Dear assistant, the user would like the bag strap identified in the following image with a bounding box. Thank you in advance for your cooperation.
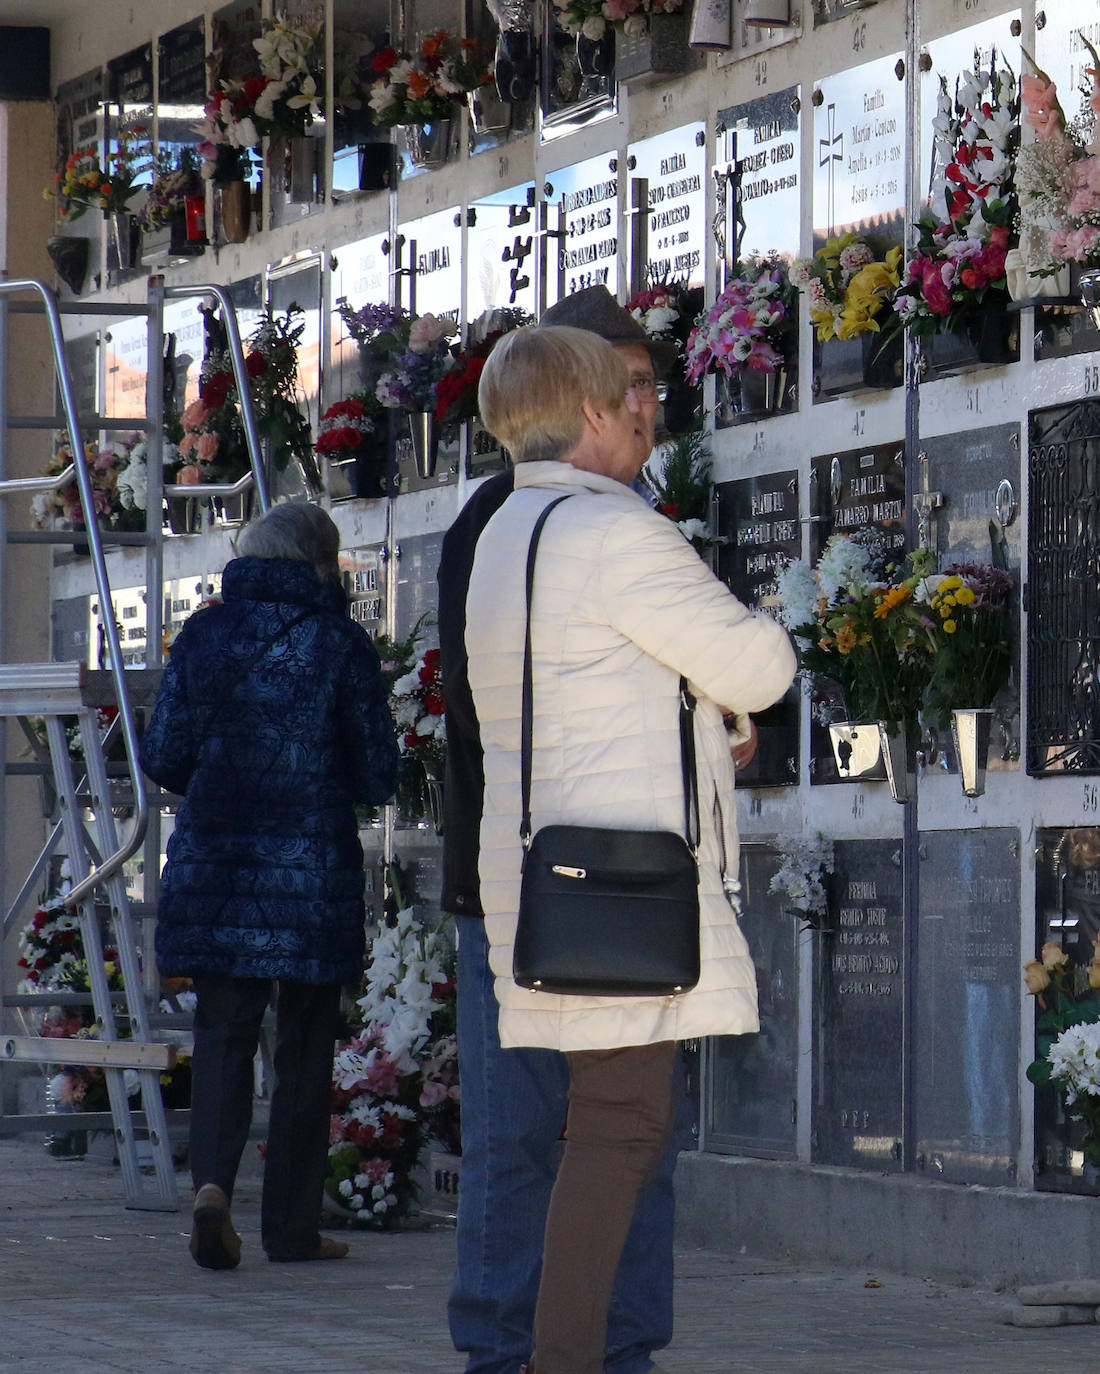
[519,494,699,854]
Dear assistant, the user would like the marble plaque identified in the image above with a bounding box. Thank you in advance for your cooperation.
[398,207,462,326]
[812,838,905,1170]
[342,545,385,639]
[56,68,105,180]
[715,473,800,786]
[1033,827,1100,1196]
[102,314,149,421]
[546,154,621,303]
[923,422,1021,568]
[157,19,206,166]
[331,232,390,398]
[627,122,706,289]
[705,846,799,1157]
[467,183,539,321]
[810,439,906,560]
[813,51,905,240]
[270,259,323,432]
[107,43,154,189]
[914,829,1020,1185]
[394,531,444,642]
[717,86,800,267]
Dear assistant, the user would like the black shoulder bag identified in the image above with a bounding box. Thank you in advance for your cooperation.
[512,495,702,997]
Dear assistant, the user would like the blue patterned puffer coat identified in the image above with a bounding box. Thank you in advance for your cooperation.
[139,555,398,985]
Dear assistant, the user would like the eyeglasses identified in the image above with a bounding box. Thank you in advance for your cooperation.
[627,376,668,402]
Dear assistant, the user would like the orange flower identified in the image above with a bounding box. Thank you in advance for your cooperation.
[874,584,912,618]
[422,29,447,59]
[407,69,430,99]
[835,623,858,654]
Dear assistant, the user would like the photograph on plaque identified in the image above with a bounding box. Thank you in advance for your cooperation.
[916,14,1022,378]
[705,846,799,1158]
[715,473,800,787]
[809,51,905,399]
[812,839,904,1171]
[915,829,1020,1186]
[1033,827,1100,1196]
[393,208,463,493]
[714,88,800,427]
[465,183,537,476]
[809,440,905,784]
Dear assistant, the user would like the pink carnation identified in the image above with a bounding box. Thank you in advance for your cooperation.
[196,431,220,462]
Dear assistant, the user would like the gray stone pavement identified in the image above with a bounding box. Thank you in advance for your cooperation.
[0,1135,1097,1373]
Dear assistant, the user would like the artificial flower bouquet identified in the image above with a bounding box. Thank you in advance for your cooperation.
[775,534,936,731]
[890,50,1019,345]
[177,306,321,492]
[46,125,150,221]
[1025,939,1100,1168]
[30,431,141,532]
[390,645,447,777]
[326,903,459,1228]
[367,31,492,128]
[315,393,380,465]
[626,277,705,414]
[767,833,835,933]
[338,299,456,416]
[684,257,797,383]
[642,428,713,551]
[551,0,685,42]
[916,562,1015,729]
[1014,40,1100,283]
[432,309,531,428]
[138,151,202,232]
[790,234,903,343]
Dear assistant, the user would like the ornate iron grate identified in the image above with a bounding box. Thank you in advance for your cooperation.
[1028,401,1100,774]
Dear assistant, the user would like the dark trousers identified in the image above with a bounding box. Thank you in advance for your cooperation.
[531,1041,679,1374]
[189,974,340,1258]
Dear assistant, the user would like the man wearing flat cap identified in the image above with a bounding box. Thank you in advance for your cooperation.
[439,287,754,1374]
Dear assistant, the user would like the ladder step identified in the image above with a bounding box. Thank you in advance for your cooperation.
[0,662,85,715]
[1,1034,174,1070]
[6,415,152,431]
[8,530,154,547]
[83,668,164,708]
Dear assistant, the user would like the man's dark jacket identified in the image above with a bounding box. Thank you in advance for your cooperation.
[437,470,515,916]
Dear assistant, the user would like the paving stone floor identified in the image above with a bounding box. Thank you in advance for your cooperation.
[0,1135,1096,1372]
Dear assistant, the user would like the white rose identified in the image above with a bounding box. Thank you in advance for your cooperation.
[581,15,607,40]
[623,15,648,36]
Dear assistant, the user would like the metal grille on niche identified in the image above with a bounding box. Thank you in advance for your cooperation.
[1028,402,1100,775]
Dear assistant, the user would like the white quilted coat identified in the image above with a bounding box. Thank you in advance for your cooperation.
[465,461,797,1051]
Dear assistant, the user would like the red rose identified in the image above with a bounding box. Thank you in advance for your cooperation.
[241,76,271,107]
[245,350,268,378]
[201,370,233,409]
[419,648,441,682]
[372,47,398,73]
[423,689,445,716]
[338,426,363,449]
[960,269,980,289]
[404,730,421,750]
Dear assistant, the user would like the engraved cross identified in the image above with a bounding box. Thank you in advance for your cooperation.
[818,102,844,236]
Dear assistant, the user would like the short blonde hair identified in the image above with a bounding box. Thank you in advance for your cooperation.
[477,325,629,463]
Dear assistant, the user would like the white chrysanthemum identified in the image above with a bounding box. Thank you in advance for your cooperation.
[774,559,817,631]
[788,261,812,289]
[815,535,874,604]
[338,1178,354,1198]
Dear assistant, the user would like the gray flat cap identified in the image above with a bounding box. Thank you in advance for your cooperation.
[539,285,679,376]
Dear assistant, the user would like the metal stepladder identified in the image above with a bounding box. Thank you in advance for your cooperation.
[0,275,270,1209]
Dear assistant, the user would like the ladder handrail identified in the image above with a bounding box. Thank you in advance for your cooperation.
[0,277,147,908]
[162,282,272,513]
[164,471,256,499]
[0,462,75,497]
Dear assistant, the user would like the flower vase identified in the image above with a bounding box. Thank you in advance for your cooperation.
[166,497,197,535]
[286,135,319,204]
[402,121,454,172]
[576,30,615,77]
[974,297,1016,365]
[46,234,89,295]
[615,11,695,83]
[1080,267,1100,330]
[743,0,794,24]
[828,721,909,803]
[408,411,439,479]
[468,87,512,137]
[219,181,251,244]
[737,367,785,416]
[424,773,445,835]
[107,210,137,275]
[661,384,702,435]
[951,708,994,798]
[861,329,903,388]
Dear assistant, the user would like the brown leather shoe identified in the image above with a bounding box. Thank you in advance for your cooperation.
[190,1183,242,1270]
[267,1235,349,1262]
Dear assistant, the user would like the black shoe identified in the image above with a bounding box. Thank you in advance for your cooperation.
[190,1183,242,1270]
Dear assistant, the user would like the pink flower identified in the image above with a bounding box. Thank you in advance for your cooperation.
[196,431,220,462]
[419,1080,449,1107]
[1021,73,1063,141]
[177,464,204,485]
[602,0,640,18]
[181,400,209,429]
[921,262,952,316]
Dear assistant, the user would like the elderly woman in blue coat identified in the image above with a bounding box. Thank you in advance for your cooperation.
[140,501,398,1269]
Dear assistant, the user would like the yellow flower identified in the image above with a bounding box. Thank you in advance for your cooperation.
[943,619,957,633]
[954,586,975,605]
[1023,959,1050,994]
[874,584,912,618]
[939,575,962,591]
[835,623,858,653]
[1042,941,1069,969]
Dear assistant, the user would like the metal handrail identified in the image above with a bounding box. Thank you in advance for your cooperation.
[0,278,147,907]
[0,462,75,496]
[162,282,272,513]
[164,472,256,499]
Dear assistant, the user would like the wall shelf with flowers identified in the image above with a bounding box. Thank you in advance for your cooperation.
[776,534,936,803]
[45,124,150,280]
[891,51,1020,378]
[138,150,206,267]
[685,256,798,426]
[433,306,531,477]
[789,233,904,399]
[625,278,704,435]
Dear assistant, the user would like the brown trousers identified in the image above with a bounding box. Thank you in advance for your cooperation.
[529,1040,679,1374]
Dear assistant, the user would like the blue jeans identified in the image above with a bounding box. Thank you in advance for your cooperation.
[448,916,680,1374]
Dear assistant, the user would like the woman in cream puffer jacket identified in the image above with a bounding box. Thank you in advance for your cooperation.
[466,458,797,1054]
